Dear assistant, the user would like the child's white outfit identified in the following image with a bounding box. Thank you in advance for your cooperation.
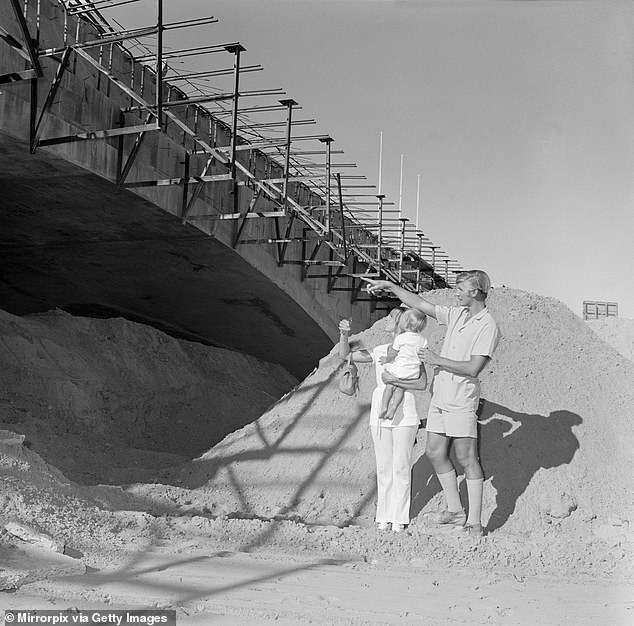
[383,331,428,380]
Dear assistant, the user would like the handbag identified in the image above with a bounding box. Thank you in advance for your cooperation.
[338,353,358,396]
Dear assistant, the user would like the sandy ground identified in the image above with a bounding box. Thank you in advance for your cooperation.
[1,287,633,624]
[2,546,632,625]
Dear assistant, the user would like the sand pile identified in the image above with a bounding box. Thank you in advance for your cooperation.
[586,316,634,361]
[167,288,634,538]
[0,289,633,581]
[0,308,297,484]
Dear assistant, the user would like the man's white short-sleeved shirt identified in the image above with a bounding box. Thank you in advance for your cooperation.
[430,305,500,414]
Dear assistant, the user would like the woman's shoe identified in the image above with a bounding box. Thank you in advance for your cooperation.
[376,522,391,531]
[392,524,407,533]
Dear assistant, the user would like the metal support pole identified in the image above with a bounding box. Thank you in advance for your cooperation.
[181,152,190,217]
[279,98,298,208]
[376,194,385,277]
[430,246,438,287]
[336,172,347,258]
[319,136,333,237]
[398,217,407,284]
[156,0,164,126]
[416,233,423,292]
[226,44,246,214]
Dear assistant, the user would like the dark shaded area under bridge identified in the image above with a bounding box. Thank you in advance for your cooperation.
[0,132,332,379]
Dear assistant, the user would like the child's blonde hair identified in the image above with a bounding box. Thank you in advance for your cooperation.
[398,308,427,333]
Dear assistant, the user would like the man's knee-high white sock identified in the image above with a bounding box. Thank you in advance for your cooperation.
[466,478,484,526]
[437,469,462,512]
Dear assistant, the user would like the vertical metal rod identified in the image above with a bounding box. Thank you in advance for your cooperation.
[376,194,385,277]
[444,259,449,284]
[377,131,383,194]
[226,44,245,214]
[430,245,438,288]
[62,0,68,46]
[181,152,190,217]
[336,172,347,258]
[398,217,406,283]
[279,98,297,208]
[117,110,125,181]
[29,77,38,147]
[416,173,421,230]
[319,136,333,237]
[156,0,164,125]
[398,153,403,219]
[415,233,423,292]
[35,0,41,46]
[107,43,114,97]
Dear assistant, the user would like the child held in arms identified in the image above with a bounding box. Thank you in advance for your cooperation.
[379,308,428,421]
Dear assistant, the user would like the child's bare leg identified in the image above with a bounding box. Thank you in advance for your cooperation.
[385,386,405,419]
[379,384,396,419]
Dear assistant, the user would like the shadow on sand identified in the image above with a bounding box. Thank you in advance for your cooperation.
[411,399,582,532]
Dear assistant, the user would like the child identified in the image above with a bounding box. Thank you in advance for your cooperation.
[379,308,428,420]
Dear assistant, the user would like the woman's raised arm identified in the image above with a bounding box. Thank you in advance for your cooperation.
[338,320,373,363]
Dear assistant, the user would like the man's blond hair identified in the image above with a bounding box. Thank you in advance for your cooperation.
[457,270,491,299]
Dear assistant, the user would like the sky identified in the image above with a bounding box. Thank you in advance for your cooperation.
[106,0,634,318]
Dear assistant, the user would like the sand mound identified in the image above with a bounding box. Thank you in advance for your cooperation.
[586,316,634,361]
[0,308,297,484]
[1,290,633,580]
[173,288,634,537]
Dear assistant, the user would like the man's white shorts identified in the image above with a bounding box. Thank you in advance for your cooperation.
[426,404,478,439]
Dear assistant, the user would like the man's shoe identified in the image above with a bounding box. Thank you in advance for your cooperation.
[376,522,391,531]
[463,523,484,538]
[439,509,466,526]
[392,524,406,533]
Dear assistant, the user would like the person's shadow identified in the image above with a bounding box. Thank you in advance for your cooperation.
[411,400,583,532]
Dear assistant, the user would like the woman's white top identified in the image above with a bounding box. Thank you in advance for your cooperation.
[370,343,422,428]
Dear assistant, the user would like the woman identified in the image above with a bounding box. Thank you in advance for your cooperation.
[338,309,427,532]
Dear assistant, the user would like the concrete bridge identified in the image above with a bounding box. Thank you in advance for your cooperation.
[0,0,452,378]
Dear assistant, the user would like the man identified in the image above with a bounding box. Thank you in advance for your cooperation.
[364,270,500,537]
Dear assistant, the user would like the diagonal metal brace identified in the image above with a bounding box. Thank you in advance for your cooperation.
[116,114,155,190]
[181,156,218,223]
[8,0,42,77]
[30,46,73,153]
[233,188,262,248]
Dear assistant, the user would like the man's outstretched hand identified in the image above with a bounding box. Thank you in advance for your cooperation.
[360,278,395,295]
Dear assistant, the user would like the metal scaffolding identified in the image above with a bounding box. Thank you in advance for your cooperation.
[1,0,465,299]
